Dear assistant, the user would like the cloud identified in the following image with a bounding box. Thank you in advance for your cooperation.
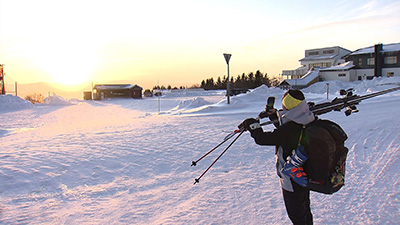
[289,0,400,35]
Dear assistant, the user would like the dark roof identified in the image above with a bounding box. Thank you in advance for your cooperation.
[349,42,400,55]
[93,84,142,90]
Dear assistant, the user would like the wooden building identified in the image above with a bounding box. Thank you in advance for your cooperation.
[92,84,142,100]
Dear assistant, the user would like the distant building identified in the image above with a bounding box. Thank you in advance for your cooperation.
[92,84,142,100]
[319,61,356,82]
[282,46,352,80]
[143,89,153,97]
[280,43,400,89]
[344,43,400,80]
[83,91,92,100]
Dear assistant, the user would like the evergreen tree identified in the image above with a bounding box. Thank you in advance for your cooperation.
[199,70,275,91]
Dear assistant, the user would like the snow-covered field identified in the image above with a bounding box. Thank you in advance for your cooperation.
[1,77,400,224]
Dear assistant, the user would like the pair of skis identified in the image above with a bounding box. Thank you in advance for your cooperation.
[192,86,400,184]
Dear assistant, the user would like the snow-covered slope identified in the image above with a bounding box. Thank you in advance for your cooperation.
[0,77,399,224]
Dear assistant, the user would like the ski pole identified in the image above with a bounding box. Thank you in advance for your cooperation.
[193,129,245,185]
[191,129,242,166]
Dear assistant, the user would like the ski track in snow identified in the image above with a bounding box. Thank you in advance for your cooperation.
[1,78,400,224]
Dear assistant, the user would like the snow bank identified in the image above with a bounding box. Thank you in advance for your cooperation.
[0,95,33,112]
[303,77,400,95]
[172,97,211,110]
[241,85,283,100]
[175,97,212,111]
[163,85,285,115]
[43,94,73,105]
[0,94,76,113]
[156,89,225,98]
[171,78,399,116]
[164,97,213,115]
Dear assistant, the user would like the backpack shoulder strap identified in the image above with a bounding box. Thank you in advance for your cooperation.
[297,124,307,146]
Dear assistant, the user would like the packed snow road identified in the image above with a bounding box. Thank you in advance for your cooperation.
[1,78,400,224]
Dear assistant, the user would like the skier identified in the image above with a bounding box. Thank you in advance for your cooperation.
[239,89,315,225]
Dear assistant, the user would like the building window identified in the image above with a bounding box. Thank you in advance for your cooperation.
[358,58,363,67]
[309,62,331,68]
[384,56,397,64]
[338,73,346,77]
[323,50,335,54]
[308,51,319,56]
[387,72,394,77]
[311,63,322,68]
[367,58,375,65]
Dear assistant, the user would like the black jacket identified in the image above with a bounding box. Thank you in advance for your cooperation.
[247,100,315,191]
[249,121,303,159]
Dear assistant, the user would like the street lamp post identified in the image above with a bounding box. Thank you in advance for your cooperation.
[326,83,330,100]
[223,53,232,104]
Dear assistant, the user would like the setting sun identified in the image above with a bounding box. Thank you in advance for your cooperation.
[34,39,99,85]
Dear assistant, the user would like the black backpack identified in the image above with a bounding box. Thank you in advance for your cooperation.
[300,119,349,194]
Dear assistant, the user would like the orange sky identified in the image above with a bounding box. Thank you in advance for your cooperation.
[1,0,399,97]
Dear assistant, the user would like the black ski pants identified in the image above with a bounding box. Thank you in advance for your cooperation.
[282,181,313,225]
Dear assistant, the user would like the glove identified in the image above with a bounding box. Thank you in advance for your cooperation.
[238,118,261,131]
[282,145,309,187]
[258,108,277,119]
[258,111,269,119]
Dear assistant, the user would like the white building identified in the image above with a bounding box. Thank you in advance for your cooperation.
[280,43,400,89]
[282,46,352,79]
[319,61,356,82]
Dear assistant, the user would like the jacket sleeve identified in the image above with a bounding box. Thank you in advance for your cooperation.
[248,122,297,146]
[248,128,280,146]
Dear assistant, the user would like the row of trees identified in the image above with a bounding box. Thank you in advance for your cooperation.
[150,70,282,92]
[200,70,281,90]
[152,85,187,90]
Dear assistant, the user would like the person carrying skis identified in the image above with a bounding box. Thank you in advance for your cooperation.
[239,89,315,225]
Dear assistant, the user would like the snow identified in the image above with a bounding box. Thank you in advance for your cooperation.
[43,95,73,105]
[1,77,400,224]
[321,61,355,71]
[284,68,320,87]
[350,42,400,55]
[0,95,33,112]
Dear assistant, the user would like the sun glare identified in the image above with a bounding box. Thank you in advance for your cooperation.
[36,42,98,86]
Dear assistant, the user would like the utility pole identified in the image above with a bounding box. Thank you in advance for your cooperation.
[0,64,5,95]
[223,53,232,104]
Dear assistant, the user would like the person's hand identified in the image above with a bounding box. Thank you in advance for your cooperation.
[238,118,260,131]
[258,108,277,119]
[267,108,277,115]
